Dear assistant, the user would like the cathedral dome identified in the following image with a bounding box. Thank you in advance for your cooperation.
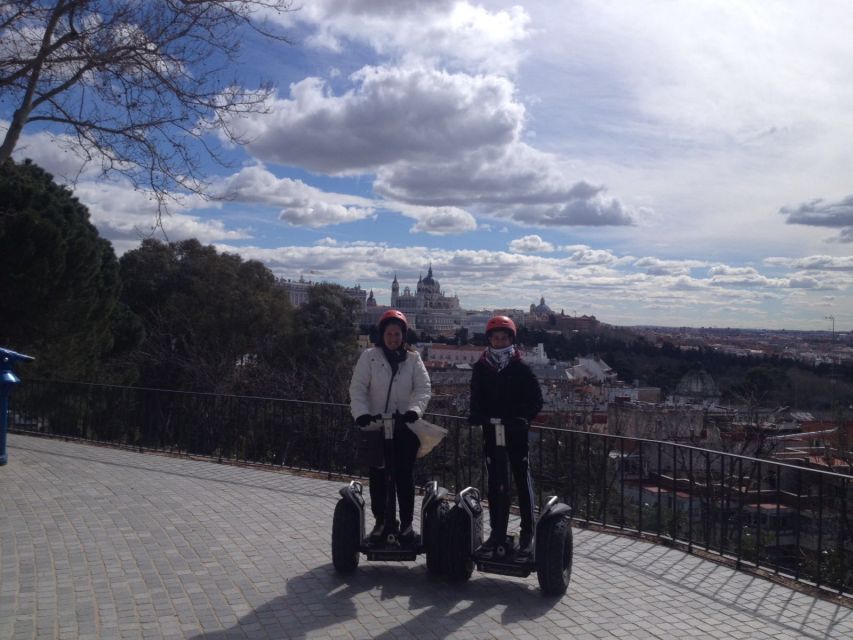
[532,296,553,316]
[675,369,720,401]
[421,265,439,288]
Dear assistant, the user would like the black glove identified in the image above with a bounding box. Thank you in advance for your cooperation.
[505,417,528,430]
[355,414,374,428]
[402,410,419,424]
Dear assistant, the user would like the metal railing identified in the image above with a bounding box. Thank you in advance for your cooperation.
[8,379,851,597]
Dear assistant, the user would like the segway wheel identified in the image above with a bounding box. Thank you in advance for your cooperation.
[535,514,573,596]
[443,505,475,582]
[332,498,360,573]
[424,499,450,575]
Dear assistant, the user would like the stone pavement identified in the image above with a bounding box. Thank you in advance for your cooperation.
[1,433,851,640]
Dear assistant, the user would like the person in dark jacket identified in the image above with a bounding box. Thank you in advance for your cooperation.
[468,315,543,555]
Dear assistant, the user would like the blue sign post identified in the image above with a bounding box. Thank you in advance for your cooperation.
[1,347,34,466]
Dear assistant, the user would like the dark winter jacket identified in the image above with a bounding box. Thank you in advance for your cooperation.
[469,351,543,427]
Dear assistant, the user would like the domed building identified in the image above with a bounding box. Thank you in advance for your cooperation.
[529,296,554,319]
[673,369,721,407]
[386,265,463,335]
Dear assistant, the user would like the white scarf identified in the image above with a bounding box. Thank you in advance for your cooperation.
[486,345,515,371]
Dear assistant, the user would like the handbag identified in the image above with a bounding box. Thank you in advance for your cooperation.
[408,419,448,458]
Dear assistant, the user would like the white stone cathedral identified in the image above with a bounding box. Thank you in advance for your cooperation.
[364,265,463,335]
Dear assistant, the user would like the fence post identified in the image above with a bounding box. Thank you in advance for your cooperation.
[0,347,35,465]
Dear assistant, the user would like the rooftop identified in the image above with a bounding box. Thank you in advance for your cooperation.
[2,433,851,639]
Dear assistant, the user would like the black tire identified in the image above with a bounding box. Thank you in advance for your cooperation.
[332,498,360,573]
[443,505,476,582]
[424,499,450,575]
[535,514,573,596]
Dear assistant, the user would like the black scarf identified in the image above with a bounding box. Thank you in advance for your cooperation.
[382,346,407,376]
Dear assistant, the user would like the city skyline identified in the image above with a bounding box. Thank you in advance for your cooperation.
[291,268,851,338]
[4,1,852,331]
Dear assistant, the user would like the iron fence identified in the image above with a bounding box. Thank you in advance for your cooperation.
[9,379,851,596]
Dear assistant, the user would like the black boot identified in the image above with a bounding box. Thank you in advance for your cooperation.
[476,531,504,556]
[369,520,384,542]
[518,530,534,555]
[399,522,415,544]
[380,519,399,541]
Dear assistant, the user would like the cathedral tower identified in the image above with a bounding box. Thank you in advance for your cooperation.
[391,273,399,307]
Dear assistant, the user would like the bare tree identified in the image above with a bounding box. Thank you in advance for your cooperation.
[1,0,292,214]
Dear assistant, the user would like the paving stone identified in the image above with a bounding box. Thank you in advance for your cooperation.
[1,433,851,640]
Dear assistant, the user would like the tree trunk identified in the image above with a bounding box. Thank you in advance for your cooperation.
[0,108,30,164]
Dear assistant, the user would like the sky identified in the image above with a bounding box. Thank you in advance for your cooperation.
[6,0,853,331]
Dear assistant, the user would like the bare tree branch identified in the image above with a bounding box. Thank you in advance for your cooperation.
[0,0,294,222]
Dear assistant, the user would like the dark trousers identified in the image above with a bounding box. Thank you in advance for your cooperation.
[369,424,420,526]
[484,424,535,539]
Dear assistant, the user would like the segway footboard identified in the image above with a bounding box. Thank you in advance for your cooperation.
[476,554,533,578]
[364,545,418,561]
[362,480,449,563]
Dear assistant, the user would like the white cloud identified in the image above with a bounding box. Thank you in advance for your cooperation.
[668,276,707,291]
[219,65,639,229]
[233,65,523,174]
[634,257,707,276]
[217,164,373,207]
[764,255,853,271]
[405,206,477,235]
[562,246,621,265]
[788,276,821,289]
[279,202,375,227]
[530,1,853,145]
[509,234,554,253]
[5,122,108,182]
[278,0,531,75]
[73,181,250,254]
[514,1,853,264]
[708,265,761,277]
[708,270,786,289]
[375,142,638,227]
[217,164,376,227]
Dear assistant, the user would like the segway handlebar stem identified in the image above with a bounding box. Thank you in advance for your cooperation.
[490,417,506,447]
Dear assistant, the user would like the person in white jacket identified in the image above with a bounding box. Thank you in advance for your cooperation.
[349,309,431,543]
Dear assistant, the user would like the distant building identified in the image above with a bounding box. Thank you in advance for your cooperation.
[364,265,464,336]
[607,401,724,445]
[525,302,600,335]
[278,276,313,307]
[419,343,483,368]
[672,369,721,407]
[461,310,493,335]
[567,356,618,384]
[277,277,367,312]
[529,296,554,319]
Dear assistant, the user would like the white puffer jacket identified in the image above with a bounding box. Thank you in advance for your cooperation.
[349,347,431,419]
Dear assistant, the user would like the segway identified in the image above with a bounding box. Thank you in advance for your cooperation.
[443,418,573,596]
[331,413,450,573]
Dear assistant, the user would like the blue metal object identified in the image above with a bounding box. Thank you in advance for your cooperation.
[0,347,34,465]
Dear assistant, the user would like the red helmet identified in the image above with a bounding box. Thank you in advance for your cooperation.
[378,309,408,335]
[486,315,516,341]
